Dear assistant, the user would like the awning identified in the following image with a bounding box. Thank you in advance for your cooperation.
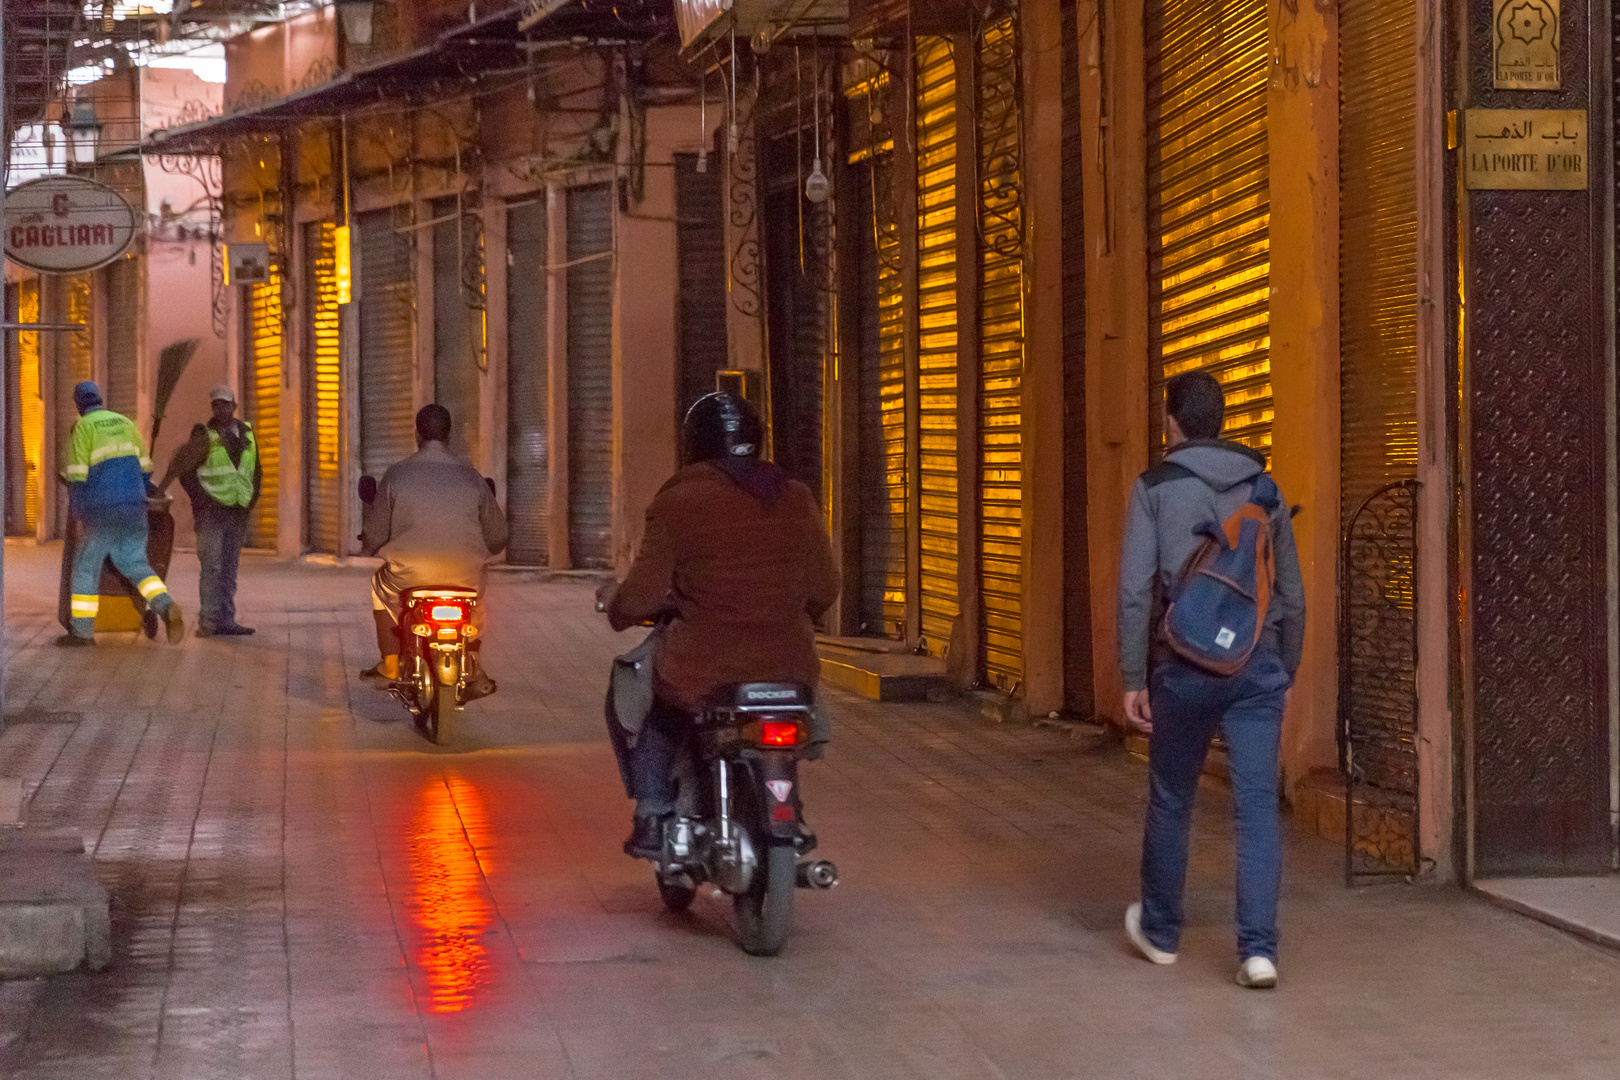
[143,0,674,156]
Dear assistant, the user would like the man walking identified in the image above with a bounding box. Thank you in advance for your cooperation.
[159,385,260,637]
[1116,370,1305,989]
[58,381,185,646]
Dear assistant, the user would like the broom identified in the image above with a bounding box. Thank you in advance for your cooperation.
[150,337,200,448]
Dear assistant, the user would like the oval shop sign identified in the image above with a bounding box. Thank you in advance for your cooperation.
[4,175,139,274]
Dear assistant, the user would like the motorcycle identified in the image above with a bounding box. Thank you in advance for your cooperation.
[634,680,838,956]
[359,475,483,745]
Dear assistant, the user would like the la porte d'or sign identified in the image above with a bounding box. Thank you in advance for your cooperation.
[4,175,140,275]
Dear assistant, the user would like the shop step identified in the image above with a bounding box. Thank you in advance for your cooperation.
[817,640,949,702]
[0,827,111,978]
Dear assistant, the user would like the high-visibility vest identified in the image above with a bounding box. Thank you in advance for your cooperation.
[196,422,257,508]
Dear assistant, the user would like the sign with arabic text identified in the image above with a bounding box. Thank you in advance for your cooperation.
[1494,0,1560,89]
[3,175,138,274]
[1464,109,1585,190]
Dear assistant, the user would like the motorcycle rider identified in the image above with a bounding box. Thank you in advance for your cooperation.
[359,404,506,698]
[600,392,839,857]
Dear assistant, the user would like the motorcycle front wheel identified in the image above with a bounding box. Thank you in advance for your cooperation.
[733,844,795,956]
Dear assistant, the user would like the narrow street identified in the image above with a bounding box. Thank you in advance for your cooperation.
[0,542,1616,1080]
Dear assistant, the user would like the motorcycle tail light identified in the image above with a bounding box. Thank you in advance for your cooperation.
[771,804,796,822]
[411,623,430,637]
[757,720,801,747]
[436,627,457,640]
[429,604,466,622]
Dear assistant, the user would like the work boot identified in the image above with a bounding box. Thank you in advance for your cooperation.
[195,623,217,638]
[141,609,159,640]
[216,623,256,636]
[462,651,497,702]
[162,603,185,645]
[53,633,93,648]
[623,815,666,859]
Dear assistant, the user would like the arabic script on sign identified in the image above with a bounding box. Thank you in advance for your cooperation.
[1464,109,1586,191]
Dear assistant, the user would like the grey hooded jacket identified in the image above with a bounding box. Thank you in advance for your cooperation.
[1115,438,1306,692]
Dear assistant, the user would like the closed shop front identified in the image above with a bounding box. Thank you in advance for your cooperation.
[565,184,613,569]
[5,281,43,536]
[977,16,1026,689]
[244,271,282,549]
[505,196,549,565]
[358,208,417,480]
[303,222,342,553]
[1145,0,1271,456]
[432,196,482,462]
[914,35,961,659]
[848,68,907,640]
[675,153,728,423]
[103,255,140,418]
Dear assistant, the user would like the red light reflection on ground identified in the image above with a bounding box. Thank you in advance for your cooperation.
[408,775,493,1013]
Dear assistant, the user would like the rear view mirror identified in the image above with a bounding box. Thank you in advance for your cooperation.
[358,475,377,504]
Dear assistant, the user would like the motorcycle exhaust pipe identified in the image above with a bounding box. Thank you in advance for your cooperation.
[796,860,838,890]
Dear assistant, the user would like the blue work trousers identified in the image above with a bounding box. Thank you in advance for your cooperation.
[195,504,249,630]
[69,506,171,638]
[1140,650,1290,963]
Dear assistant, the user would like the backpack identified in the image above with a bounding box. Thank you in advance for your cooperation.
[1157,466,1281,676]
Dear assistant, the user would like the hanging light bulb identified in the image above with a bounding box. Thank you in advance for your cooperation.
[804,37,829,204]
[805,159,829,203]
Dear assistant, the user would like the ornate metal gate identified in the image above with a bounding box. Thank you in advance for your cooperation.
[1338,480,1419,884]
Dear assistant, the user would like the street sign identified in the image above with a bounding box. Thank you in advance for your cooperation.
[225,242,271,285]
[3,175,138,275]
[1463,109,1587,190]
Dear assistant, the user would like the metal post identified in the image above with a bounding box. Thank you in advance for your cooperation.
[2,0,10,733]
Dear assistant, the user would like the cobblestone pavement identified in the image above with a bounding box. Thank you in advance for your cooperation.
[1,540,1618,1079]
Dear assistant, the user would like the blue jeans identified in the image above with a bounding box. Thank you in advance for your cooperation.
[1140,651,1291,962]
[628,702,688,818]
[195,504,249,629]
[69,506,171,638]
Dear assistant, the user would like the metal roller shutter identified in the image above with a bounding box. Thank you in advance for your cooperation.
[566,184,614,569]
[103,256,139,418]
[761,131,829,501]
[1145,0,1271,456]
[505,197,549,565]
[914,36,961,659]
[1061,0,1093,715]
[432,197,482,460]
[358,208,417,479]
[8,281,43,535]
[849,69,906,639]
[675,154,729,423]
[304,222,342,554]
[978,16,1026,689]
[245,271,282,549]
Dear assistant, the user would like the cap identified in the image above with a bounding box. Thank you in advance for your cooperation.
[209,384,236,404]
[73,381,103,411]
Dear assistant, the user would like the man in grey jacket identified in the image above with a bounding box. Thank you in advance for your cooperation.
[359,404,507,696]
[1116,370,1305,990]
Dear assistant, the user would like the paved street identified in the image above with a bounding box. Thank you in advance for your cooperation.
[0,540,1617,1079]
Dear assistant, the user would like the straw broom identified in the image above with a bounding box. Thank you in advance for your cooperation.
[149,337,200,448]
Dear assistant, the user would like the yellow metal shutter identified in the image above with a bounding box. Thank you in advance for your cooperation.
[1145,0,1271,455]
[246,270,282,549]
[978,16,1025,689]
[304,222,342,553]
[848,68,907,639]
[18,280,43,534]
[915,36,961,659]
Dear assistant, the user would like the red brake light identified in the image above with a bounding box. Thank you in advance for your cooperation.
[758,721,800,747]
[429,604,465,622]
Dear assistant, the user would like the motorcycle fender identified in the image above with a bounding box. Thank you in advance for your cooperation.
[750,750,802,841]
[434,647,462,687]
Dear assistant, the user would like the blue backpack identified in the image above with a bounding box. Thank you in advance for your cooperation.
[1158,469,1281,676]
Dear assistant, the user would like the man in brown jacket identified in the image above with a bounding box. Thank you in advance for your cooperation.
[602,392,839,855]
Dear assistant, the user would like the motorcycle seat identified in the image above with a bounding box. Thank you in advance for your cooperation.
[710,683,814,709]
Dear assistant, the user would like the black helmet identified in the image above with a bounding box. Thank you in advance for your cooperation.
[683,392,763,465]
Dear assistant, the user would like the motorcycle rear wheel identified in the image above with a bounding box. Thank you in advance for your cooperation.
[733,844,795,956]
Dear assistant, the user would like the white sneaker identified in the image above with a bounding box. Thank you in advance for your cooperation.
[1125,902,1177,965]
[1235,956,1277,989]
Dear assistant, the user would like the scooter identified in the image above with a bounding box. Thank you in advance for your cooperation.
[359,474,483,745]
[638,681,838,956]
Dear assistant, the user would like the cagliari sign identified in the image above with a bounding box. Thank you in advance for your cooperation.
[4,175,139,275]
[1463,109,1586,190]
